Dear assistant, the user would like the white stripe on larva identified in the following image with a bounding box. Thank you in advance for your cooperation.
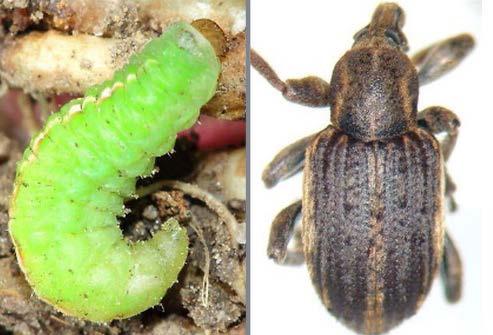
[24,82,125,166]
[99,82,124,102]
[82,96,96,109]
[68,104,82,115]
[26,115,67,164]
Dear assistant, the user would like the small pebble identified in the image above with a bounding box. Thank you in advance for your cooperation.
[142,205,159,220]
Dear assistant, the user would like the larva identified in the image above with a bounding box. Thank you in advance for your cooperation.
[8,22,221,322]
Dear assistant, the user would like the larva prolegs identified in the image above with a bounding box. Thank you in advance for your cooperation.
[9,22,220,321]
[125,219,188,308]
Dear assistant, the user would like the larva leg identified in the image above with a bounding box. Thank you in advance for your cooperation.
[440,231,462,303]
[267,199,304,265]
[262,133,317,188]
[411,34,474,86]
[418,106,460,211]
[251,49,331,107]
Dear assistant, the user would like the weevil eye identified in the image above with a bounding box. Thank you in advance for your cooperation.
[384,29,401,45]
[353,26,369,41]
[384,29,409,51]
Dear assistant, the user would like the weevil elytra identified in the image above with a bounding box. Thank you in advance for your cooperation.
[253,3,474,334]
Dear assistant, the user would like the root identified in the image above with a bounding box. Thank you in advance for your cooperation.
[17,93,40,137]
[189,215,210,308]
[0,81,8,98]
[137,180,243,247]
[32,93,57,124]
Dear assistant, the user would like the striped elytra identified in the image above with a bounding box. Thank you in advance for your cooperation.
[8,23,220,321]
[302,126,444,334]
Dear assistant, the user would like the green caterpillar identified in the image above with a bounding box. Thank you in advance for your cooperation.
[8,23,220,322]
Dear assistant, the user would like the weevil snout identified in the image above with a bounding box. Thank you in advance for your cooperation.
[353,3,409,52]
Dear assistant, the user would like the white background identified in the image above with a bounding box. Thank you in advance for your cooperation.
[250,1,486,334]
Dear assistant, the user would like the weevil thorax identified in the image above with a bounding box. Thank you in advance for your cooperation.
[329,3,419,142]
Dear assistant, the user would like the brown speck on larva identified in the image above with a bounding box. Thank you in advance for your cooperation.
[253,3,473,334]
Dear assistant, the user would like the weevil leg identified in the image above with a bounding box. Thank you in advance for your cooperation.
[262,133,317,188]
[418,106,460,211]
[251,49,331,107]
[289,226,305,265]
[445,173,458,212]
[441,231,462,303]
[418,106,459,161]
[267,199,304,265]
[411,34,474,86]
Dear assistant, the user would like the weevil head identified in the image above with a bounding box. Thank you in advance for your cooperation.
[329,3,418,142]
[353,3,408,52]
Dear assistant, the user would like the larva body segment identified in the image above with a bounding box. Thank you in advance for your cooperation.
[9,23,221,322]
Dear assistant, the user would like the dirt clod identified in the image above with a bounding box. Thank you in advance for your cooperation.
[0,133,19,257]
[152,191,190,223]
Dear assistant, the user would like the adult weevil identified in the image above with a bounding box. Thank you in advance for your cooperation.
[252,3,474,334]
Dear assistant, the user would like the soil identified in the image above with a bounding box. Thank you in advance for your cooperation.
[0,1,246,121]
[0,0,245,37]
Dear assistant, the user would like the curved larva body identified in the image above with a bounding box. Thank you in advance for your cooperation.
[9,23,220,322]
[303,126,444,334]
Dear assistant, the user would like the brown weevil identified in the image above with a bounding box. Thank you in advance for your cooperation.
[252,3,474,334]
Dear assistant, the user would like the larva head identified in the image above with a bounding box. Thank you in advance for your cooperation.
[131,22,221,106]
